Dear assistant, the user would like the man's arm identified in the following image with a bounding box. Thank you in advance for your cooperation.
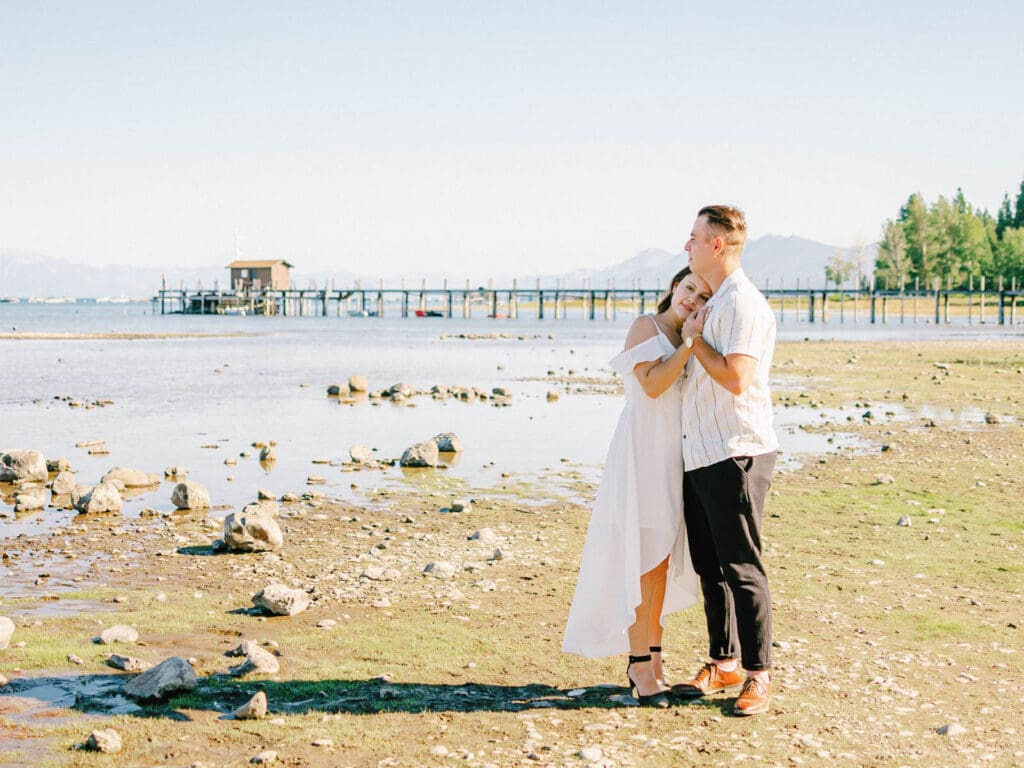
[682,304,759,396]
[690,341,757,396]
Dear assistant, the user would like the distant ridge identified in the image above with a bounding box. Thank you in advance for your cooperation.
[0,236,876,298]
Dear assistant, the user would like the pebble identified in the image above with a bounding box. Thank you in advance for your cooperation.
[250,750,277,764]
[578,747,602,761]
[938,723,967,736]
[67,653,84,665]
[316,619,337,629]
[431,745,449,756]
[312,738,334,748]
[897,515,912,526]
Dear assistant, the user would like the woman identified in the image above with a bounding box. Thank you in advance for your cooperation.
[563,266,711,707]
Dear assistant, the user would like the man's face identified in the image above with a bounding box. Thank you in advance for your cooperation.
[684,215,718,279]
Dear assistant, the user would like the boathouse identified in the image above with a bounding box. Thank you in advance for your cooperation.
[227,259,294,291]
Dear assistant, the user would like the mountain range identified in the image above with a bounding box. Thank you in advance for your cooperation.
[0,236,877,298]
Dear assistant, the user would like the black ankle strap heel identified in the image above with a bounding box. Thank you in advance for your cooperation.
[626,654,669,708]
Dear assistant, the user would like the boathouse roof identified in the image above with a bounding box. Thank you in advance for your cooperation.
[226,259,295,269]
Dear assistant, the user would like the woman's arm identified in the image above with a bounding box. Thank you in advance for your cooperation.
[625,318,694,399]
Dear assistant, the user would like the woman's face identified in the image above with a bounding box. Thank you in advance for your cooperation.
[670,273,711,320]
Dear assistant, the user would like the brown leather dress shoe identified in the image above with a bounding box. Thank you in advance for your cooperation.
[670,662,745,699]
[732,676,771,716]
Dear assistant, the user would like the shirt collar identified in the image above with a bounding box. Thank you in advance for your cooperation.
[707,267,746,306]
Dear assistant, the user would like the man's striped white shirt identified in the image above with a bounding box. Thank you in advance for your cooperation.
[681,267,778,470]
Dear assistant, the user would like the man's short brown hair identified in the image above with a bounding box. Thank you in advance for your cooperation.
[698,205,747,254]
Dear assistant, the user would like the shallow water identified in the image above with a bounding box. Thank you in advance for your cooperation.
[2,302,1020,540]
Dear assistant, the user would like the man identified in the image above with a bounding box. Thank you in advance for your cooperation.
[673,205,779,716]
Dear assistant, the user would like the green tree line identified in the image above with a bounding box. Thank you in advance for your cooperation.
[875,177,1024,290]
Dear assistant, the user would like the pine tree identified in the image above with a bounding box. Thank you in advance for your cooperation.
[997,194,1014,239]
[1015,178,1024,229]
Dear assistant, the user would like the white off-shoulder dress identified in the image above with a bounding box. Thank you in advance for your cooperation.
[562,317,699,657]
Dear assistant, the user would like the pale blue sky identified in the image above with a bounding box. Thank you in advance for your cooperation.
[2,1,1022,275]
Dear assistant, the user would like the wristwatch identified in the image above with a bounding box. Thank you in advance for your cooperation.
[684,332,701,349]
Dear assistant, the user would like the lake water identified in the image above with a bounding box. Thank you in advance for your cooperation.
[1,301,1021,539]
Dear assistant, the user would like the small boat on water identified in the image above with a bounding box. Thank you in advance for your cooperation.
[27,296,76,304]
[415,310,444,317]
[0,297,19,303]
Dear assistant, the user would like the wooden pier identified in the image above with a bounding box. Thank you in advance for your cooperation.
[153,278,1024,325]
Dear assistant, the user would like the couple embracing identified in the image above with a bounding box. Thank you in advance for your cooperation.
[563,205,778,715]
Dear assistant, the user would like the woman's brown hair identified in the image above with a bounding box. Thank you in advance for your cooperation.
[656,266,692,314]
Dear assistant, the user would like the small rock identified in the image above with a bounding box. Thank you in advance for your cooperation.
[984,413,999,424]
[312,739,334,748]
[449,499,470,513]
[171,480,210,510]
[938,723,967,736]
[164,465,188,478]
[400,441,439,468]
[259,446,275,461]
[98,625,139,644]
[107,654,153,672]
[316,619,337,629]
[424,561,457,579]
[234,690,268,720]
[348,375,369,392]
[1,618,18,651]
[67,653,84,665]
[433,432,463,453]
[546,390,560,401]
[51,471,77,495]
[897,515,912,527]
[578,747,603,762]
[253,584,311,616]
[230,644,281,676]
[873,474,896,485]
[469,528,498,544]
[224,505,283,552]
[85,728,122,753]
[250,750,278,764]
[74,482,123,513]
[430,745,449,756]
[350,444,373,463]
[101,466,160,487]
[0,673,7,686]
[123,657,198,701]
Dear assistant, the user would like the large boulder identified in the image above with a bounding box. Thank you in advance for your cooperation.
[51,471,77,496]
[101,467,160,488]
[74,482,123,514]
[224,503,283,552]
[123,656,197,701]
[433,432,463,453]
[171,481,210,509]
[400,441,439,468]
[0,616,14,650]
[252,584,310,616]
[0,450,48,483]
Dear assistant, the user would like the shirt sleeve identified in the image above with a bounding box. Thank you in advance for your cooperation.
[715,292,771,360]
[609,334,676,375]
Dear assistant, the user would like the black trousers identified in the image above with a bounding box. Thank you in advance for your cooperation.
[683,452,776,671]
